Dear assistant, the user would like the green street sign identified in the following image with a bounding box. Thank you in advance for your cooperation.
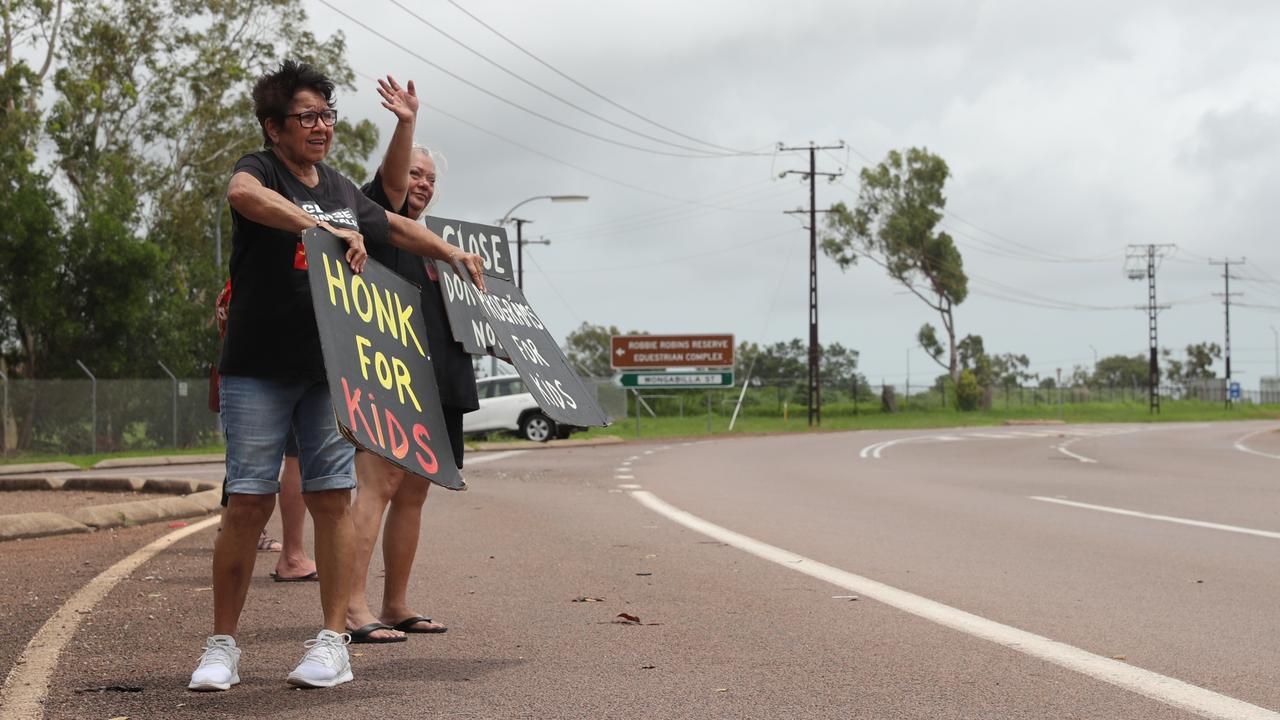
[617,371,734,388]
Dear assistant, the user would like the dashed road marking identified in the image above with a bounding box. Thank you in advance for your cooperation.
[1030,496,1280,541]
[630,490,1280,720]
[617,483,642,490]
[469,450,528,465]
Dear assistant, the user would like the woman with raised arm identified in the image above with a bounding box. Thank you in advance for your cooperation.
[188,60,484,693]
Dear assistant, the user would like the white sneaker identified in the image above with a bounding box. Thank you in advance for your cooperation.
[286,629,353,688]
[188,635,241,691]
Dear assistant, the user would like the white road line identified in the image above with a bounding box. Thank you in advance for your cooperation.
[1030,496,1280,541]
[615,475,635,480]
[967,433,1013,439]
[468,450,528,465]
[858,436,929,459]
[1,515,223,720]
[1233,428,1280,461]
[1055,446,1098,464]
[629,490,1279,720]
[1055,439,1098,464]
[617,483,642,490]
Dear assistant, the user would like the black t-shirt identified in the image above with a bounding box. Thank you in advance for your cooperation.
[219,151,391,380]
[361,170,479,411]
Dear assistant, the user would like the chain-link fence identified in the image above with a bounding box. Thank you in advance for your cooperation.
[613,376,1280,422]
[1,377,219,455]
[0,375,633,456]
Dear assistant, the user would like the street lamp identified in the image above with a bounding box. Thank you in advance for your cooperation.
[497,195,589,289]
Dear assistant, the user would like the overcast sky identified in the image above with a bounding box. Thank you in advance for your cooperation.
[305,0,1280,385]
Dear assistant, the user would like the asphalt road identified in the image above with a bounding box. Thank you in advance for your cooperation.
[4,420,1280,719]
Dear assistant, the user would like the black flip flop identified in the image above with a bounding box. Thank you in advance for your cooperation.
[269,571,318,583]
[348,622,407,644]
[391,615,447,634]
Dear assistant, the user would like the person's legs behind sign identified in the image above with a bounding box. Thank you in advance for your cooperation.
[272,432,319,581]
[347,405,464,642]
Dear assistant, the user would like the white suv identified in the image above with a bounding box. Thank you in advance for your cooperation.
[464,375,579,442]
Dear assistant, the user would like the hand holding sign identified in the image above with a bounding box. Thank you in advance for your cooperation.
[451,251,487,293]
[320,222,368,274]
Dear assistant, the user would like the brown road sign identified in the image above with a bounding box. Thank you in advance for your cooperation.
[611,334,734,369]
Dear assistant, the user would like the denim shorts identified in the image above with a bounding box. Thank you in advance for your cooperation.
[220,375,355,495]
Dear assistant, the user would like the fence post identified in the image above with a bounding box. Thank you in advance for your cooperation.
[75,360,96,455]
[158,361,178,448]
[0,370,7,455]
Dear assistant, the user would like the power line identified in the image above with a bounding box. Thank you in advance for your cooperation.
[346,69,779,212]
[388,0,758,158]
[542,227,795,275]
[826,154,1117,265]
[445,0,756,156]
[318,0,756,159]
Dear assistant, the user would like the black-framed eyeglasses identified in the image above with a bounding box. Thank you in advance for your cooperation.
[285,110,338,128]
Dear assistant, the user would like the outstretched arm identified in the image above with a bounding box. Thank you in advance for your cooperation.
[376,75,418,211]
[386,212,486,291]
[227,171,367,273]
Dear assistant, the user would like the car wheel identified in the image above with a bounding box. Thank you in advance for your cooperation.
[520,412,555,443]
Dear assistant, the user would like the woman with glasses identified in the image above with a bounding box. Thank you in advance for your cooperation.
[189,59,485,693]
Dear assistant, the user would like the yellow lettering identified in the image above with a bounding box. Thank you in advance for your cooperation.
[392,356,421,412]
[352,274,373,322]
[355,335,373,380]
[394,293,427,357]
[373,286,398,339]
[324,255,350,313]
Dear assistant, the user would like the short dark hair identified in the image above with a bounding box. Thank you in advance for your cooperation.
[252,59,337,149]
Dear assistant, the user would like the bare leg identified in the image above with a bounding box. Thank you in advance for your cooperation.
[379,478,440,629]
[346,452,403,640]
[274,457,317,579]
[212,494,276,636]
[303,488,355,633]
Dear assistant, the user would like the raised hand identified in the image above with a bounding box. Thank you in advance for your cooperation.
[377,75,418,125]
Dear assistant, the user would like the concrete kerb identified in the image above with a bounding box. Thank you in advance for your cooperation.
[0,462,81,476]
[0,479,222,542]
[91,453,224,469]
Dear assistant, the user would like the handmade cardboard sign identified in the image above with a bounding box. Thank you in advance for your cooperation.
[425,216,512,360]
[424,216,513,279]
[473,275,611,429]
[432,259,510,360]
[302,228,462,490]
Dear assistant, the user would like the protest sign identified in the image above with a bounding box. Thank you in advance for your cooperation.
[303,228,462,490]
[472,275,611,428]
[425,216,513,280]
[432,259,510,360]
[425,216,511,359]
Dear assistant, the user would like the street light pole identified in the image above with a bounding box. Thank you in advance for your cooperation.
[497,195,588,289]
[1272,325,1278,377]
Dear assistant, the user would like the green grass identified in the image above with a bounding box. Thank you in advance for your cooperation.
[0,443,226,468]
[4,400,1276,462]
[575,399,1280,441]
